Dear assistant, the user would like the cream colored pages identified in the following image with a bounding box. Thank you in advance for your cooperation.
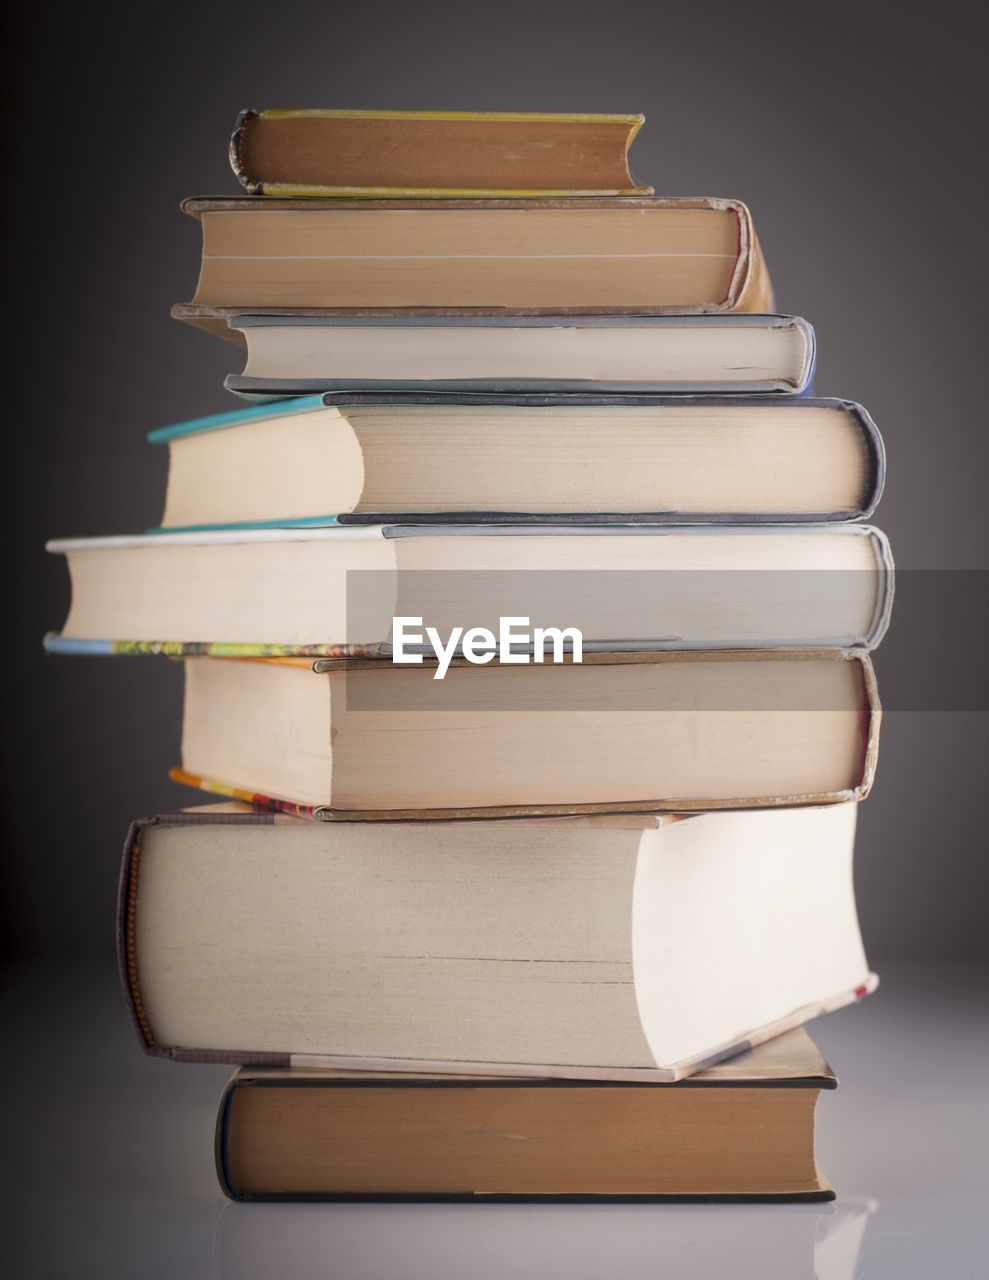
[391,527,886,648]
[182,657,335,805]
[352,401,863,514]
[161,407,365,528]
[58,533,398,644]
[329,658,868,808]
[632,803,868,1067]
[178,655,870,810]
[55,525,887,649]
[196,208,738,307]
[136,820,651,1065]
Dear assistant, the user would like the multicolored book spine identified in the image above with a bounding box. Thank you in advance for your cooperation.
[167,768,331,820]
[42,636,385,659]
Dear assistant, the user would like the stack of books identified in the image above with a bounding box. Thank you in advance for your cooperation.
[46,108,890,1201]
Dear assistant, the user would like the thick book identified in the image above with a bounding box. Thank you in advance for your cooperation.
[44,524,893,656]
[222,314,814,396]
[172,196,774,342]
[229,108,653,197]
[216,1030,836,1201]
[120,801,875,1080]
[147,393,880,529]
[167,649,880,819]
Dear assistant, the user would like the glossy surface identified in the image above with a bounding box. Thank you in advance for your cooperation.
[2,959,985,1278]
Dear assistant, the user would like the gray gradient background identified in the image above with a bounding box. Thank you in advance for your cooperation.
[6,0,987,962]
[4,2,989,1275]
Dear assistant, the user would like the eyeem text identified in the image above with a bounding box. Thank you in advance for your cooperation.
[392,616,583,679]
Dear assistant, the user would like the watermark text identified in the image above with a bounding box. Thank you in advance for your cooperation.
[392,616,583,679]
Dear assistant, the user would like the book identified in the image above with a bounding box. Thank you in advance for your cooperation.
[44,524,893,655]
[173,196,773,341]
[215,1029,836,1201]
[120,801,875,1078]
[229,108,654,197]
[168,649,880,818]
[222,314,815,396]
[147,393,881,528]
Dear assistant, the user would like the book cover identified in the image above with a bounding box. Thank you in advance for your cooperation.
[229,108,654,197]
[214,1029,838,1201]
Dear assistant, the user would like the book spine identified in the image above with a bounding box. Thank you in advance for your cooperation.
[118,813,294,1064]
[225,108,653,199]
[734,223,775,313]
[856,656,882,801]
[228,109,260,194]
[214,1075,238,1198]
[851,400,886,519]
[43,636,387,659]
[168,767,331,820]
[116,817,159,1053]
[144,516,344,535]
[146,393,327,444]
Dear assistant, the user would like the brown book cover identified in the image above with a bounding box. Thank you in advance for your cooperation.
[229,108,654,197]
[174,195,773,342]
[215,1028,838,1201]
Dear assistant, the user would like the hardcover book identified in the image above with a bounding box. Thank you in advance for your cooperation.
[44,524,893,655]
[216,1029,837,1201]
[168,649,881,819]
[120,802,875,1080]
[147,392,881,529]
[229,108,654,197]
[221,314,813,396]
[173,195,773,340]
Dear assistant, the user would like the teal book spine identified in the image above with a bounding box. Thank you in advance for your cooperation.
[146,393,326,444]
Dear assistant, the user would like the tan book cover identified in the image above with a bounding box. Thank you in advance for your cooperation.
[174,196,773,341]
[229,108,654,197]
[216,1028,838,1200]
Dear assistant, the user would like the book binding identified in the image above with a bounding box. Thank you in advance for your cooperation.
[228,107,654,198]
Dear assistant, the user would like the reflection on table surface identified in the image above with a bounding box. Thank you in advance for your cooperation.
[212,1198,875,1280]
[4,959,987,1279]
